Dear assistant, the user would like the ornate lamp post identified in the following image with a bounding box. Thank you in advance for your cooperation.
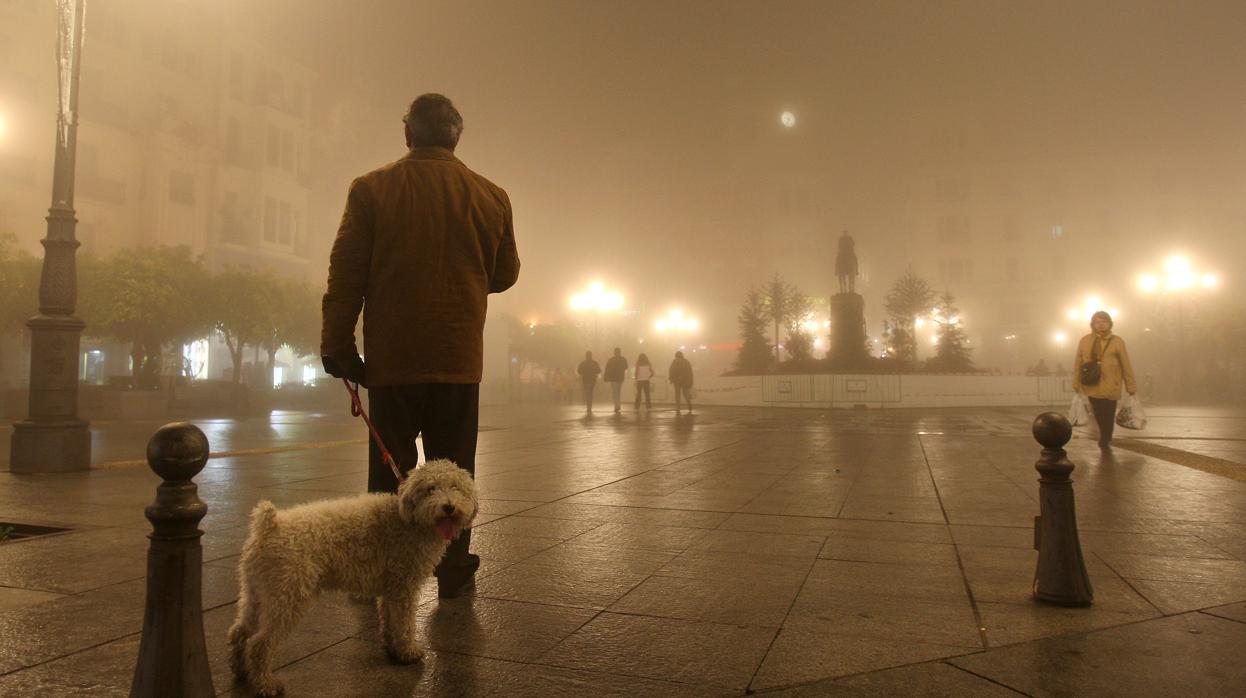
[10,0,91,473]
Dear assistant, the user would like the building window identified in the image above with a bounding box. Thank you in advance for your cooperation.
[935,178,969,203]
[169,171,195,205]
[221,191,242,243]
[278,201,292,244]
[267,125,281,168]
[263,197,277,242]
[281,130,295,172]
[936,215,969,243]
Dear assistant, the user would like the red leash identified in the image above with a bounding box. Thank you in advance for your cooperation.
[342,379,405,483]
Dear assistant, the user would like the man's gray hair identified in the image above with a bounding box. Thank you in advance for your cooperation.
[403,94,463,150]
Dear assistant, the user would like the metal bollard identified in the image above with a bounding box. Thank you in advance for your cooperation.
[130,422,215,697]
[1031,412,1094,607]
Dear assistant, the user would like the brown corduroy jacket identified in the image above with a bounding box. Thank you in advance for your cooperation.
[321,147,520,385]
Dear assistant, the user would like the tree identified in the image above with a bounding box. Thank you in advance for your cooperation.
[210,267,281,383]
[261,278,322,382]
[510,320,581,371]
[927,291,974,372]
[77,246,211,388]
[0,233,39,338]
[733,287,773,373]
[783,290,815,362]
[760,273,798,361]
[883,269,935,365]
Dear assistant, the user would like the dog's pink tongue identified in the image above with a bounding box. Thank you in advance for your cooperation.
[436,519,459,541]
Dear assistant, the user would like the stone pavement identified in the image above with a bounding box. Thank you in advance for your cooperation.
[1,403,1245,696]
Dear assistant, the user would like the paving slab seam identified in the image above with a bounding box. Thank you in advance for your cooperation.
[743,548,819,693]
[917,434,992,651]
[936,660,1034,696]
[1086,551,1167,617]
[92,438,369,469]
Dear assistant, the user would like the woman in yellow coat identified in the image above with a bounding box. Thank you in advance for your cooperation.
[1072,311,1137,451]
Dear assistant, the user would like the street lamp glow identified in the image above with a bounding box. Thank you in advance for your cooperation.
[654,307,700,334]
[568,280,625,314]
[1052,331,1068,346]
[1138,255,1218,296]
[0,112,7,141]
[780,111,796,128]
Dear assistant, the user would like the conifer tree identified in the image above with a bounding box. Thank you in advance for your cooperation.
[734,287,773,373]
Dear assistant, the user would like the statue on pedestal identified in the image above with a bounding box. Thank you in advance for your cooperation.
[829,230,869,368]
[835,231,858,294]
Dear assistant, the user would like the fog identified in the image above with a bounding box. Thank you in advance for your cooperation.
[2,0,1245,401]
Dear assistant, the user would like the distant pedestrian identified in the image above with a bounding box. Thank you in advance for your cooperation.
[549,368,570,404]
[603,347,629,413]
[669,351,694,415]
[1072,311,1137,452]
[577,351,601,414]
[633,353,654,409]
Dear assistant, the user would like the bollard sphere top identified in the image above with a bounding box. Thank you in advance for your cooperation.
[1032,412,1073,449]
[146,422,210,481]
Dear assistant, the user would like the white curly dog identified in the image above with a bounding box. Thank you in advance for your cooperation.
[228,459,477,697]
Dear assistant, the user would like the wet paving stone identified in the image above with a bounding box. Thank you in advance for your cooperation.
[1,404,1244,693]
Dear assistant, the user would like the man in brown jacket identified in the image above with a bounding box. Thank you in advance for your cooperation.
[321,93,520,597]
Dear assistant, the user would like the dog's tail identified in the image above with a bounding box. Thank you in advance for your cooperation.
[249,500,278,536]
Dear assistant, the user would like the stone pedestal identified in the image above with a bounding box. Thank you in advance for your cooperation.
[829,293,869,367]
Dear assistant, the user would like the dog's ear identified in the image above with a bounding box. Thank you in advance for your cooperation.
[396,475,423,524]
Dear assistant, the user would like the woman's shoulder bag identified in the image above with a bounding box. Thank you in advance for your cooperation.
[1079,336,1112,387]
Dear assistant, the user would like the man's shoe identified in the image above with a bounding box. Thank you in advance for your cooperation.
[436,554,481,599]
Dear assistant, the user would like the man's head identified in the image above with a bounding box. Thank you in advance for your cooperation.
[613,347,622,357]
[585,351,593,359]
[1091,311,1113,333]
[675,351,685,360]
[403,94,463,150]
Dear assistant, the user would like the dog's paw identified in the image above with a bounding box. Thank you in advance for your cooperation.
[385,643,425,665]
[253,677,285,697]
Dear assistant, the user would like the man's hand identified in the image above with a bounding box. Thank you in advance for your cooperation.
[322,353,366,386]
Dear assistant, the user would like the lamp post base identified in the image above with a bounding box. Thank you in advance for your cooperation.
[9,420,91,473]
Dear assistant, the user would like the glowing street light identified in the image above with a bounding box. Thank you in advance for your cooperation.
[780,111,796,128]
[568,280,625,346]
[1065,295,1121,325]
[569,280,624,313]
[1137,254,1219,296]
[1136,253,1220,399]
[655,307,700,334]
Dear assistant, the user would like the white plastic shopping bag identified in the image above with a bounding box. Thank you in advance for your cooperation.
[1115,393,1148,430]
[1068,393,1092,426]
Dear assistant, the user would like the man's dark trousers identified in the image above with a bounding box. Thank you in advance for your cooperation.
[368,384,479,582]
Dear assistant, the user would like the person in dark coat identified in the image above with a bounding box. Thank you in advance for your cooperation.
[320,94,520,597]
[577,351,601,414]
[668,351,694,414]
[603,347,629,413]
